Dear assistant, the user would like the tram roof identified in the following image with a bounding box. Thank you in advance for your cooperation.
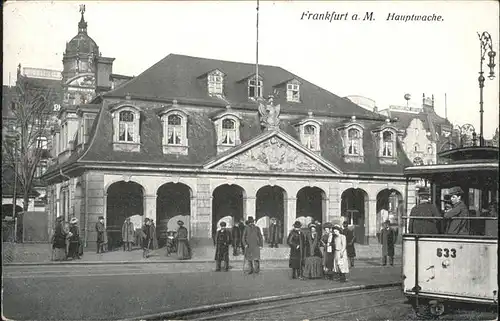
[437,146,499,163]
[404,162,499,177]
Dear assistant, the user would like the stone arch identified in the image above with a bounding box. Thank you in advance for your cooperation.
[296,186,327,227]
[376,188,404,233]
[156,182,192,247]
[212,184,246,238]
[256,185,287,245]
[341,188,369,244]
[105,178,151,196]
[106,181,145,250]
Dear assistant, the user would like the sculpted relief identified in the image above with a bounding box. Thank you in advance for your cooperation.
[215,137,330,173]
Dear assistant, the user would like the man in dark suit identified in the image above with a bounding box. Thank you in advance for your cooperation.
[268,217,281,248]
[444,186,470,235]
[214,222,232,272]
[409,188,441,234]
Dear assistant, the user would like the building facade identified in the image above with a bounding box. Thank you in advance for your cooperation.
[43,45,417,249]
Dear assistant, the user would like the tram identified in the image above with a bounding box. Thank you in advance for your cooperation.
[401,145,498,316]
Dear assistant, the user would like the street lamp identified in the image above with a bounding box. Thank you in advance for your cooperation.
[478,31,496,146]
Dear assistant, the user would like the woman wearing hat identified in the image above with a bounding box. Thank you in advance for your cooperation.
[95,216,106,254]
[176,220,191,260]
[67,217,81,259]
[287,221,306,279]
[443,186,470,235]
[303,223,323,279]
[332,224,349,282]
[321,222,335,279]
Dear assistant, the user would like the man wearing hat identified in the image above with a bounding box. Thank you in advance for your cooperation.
[268,217,281,248]
[287,221,306,279]
[242,216,263,274]
[444,186,470,235]
[379,220,397,266]
[122,217,135,252]
[409,188,441,234]
[95,216,106,254]
[214,222,232,272]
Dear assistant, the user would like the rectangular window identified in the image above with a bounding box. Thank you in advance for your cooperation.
[208,74,223,95]
[118,111,135,142]
[287,83,300,102]
[248,78,263,99]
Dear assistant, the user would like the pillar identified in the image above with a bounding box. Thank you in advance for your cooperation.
[143,195,156,221]
[328,184,341,221]
[285,197,296,239]
[368,199,377,244]
[244,196,256,220]
[189,196,197,239]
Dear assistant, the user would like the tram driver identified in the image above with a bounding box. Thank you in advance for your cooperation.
[443,186,470,235]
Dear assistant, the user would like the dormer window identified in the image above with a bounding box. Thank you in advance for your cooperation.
[119,111,135,142]
[286,80,300,102]
[213,110,242,153]
[111,105,141,152]
[248,77,263,99]
[208,70,224,95]
[159,103,188,155]
[338,120,364,163]
[297,118,320,152]
[347,128,361,155]
[221,119,236,145]
[382,131,394,157]
[167,115,182,145]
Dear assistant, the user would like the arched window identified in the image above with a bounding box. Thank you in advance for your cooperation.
[167,115,182,145]
[427,145,433,154]
[221,119,236,145]
[119,111,135,142]
[414,143,420,152]
[413,157,424,166]
[382,131,394,157]
[304,124,317,150]
[347,128,361,155]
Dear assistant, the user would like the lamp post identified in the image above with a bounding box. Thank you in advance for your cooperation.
[478,32,496,146]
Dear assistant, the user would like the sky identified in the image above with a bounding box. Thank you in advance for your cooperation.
[3,1,499,138]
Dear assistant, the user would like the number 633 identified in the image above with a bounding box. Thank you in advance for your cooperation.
[436,248,456,258]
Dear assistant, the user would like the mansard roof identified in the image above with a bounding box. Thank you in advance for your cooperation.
[44,101,412,177]
[104,54,383,119]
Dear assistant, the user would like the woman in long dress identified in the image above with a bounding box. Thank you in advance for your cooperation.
[321,223,335,280]
[332,224,350,282]
[176,220,191,260]
[52,217,67,261]
[303,224,323,279]
[287,221,305,279]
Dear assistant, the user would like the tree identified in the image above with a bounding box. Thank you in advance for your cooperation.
[492,128,499,147]
[2,77,55,218]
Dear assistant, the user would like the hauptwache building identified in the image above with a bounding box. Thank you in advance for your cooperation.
[44,12,416,249]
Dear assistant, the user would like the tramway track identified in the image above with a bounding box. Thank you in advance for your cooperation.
[180,285,403,321]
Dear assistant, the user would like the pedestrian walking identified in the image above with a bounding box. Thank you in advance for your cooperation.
[121,217,135,251]
[95,216,106,254]
[242,216,263,274]
[232,218,244,256]
[303,223,323,279]
[332,224,349,282]
[287,221,306,279]
[342,221,356,268]
[176,220,191,260]
[142,218,152,258]
[149,219,159,250]
[443,186,470,235]
[409,189,441,234]
[321,222,335,279]
[268,217,281,248]
[52,216,67,261]
[67,217,81,259]
[380,220,397,266]
[214,221,232,272]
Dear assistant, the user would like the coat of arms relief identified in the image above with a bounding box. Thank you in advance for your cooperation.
[216,137,329,173]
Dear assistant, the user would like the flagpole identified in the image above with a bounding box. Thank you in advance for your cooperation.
[255,0,259,100]
[444,93,447,119]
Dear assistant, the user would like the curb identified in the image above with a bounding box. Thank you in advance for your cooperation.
[3,257,392,267]
[117,282,402,321]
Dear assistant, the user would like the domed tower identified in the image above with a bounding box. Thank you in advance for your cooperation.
[62,5,115,105]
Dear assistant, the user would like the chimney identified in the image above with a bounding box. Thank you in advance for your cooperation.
[95,56,115,94]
